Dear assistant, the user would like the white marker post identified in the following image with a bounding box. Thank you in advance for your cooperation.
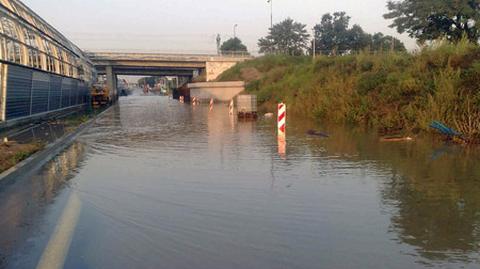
[229,99,234,115]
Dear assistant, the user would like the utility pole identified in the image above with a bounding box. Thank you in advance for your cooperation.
[268,0,273,29]
[216,34,221,55]
[267,0,273,54]
[312,28,316,60]
[233,24,238,53]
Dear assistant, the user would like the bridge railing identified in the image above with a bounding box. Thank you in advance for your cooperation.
[84,50,254,60]
[218,51,251,57]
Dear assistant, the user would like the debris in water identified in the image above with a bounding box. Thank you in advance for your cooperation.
[306,130,329,138]
[264,113,274,118]
[430,121,464,140]
[380,136,414,142]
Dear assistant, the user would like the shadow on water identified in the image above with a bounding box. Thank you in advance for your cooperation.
[0,143,87,268]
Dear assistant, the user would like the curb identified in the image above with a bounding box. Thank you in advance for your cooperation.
[0,106,113,184]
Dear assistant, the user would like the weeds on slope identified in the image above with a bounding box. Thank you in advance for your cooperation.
[218,40,480,143]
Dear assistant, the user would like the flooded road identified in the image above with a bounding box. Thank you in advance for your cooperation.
[1,96,480,269]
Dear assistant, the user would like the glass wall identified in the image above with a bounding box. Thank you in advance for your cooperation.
[0,0,95,122]
[0,1,94,83]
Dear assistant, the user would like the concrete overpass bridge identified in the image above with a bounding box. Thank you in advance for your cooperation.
[86,52,252,97]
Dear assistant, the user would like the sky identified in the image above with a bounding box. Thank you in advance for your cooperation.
[22,0,417,54]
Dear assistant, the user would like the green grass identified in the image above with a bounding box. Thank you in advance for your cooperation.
[218,40,480,143]
[0,142,43,173]
[64,114,90,127]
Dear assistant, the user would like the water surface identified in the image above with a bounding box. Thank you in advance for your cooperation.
[1,96,480,269]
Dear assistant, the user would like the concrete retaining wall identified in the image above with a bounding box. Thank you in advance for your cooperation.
[205,61,239,81]
[188,81,245,102]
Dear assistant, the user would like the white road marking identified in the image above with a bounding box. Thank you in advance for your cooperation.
[36,192,82,269]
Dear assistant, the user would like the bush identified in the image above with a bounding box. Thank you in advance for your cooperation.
[314,56,335,71]
[357,71,387,95]
[218,41,480,143]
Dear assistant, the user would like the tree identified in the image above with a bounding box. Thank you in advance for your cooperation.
[258,18,310,56]
[220,37,248,54]
[370,33,406,52]
[314,12,353,55]
[384,0,480,43]
[347,25,371,52]
[313,11,407,55]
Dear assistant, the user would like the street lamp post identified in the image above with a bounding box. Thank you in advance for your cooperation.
[233,24,238,53]
[312,28,316,60]
[268,0,273,29]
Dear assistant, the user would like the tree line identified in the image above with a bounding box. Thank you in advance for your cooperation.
[222,11,406,56]
[259,13,406,56]
[221,0,480,55]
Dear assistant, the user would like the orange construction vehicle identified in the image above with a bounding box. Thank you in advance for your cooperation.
[91,83,111,109]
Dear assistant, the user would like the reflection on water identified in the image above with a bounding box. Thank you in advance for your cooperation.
[0,143,86,268]
[1,109,89,145]
[3,122,66,145]
[290,121,480,266]
[1,96,480,269]
[380,146,480,263]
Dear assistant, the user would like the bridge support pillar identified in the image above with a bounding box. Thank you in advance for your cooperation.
[106,66,118,101]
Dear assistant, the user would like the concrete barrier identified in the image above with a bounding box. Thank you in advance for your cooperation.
[187,81,245,102]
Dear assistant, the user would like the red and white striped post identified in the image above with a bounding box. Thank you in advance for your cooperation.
[277,103,286,136]
[277,103,286,157]
[209,98,214,111]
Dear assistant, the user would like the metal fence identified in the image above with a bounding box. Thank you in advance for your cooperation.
[3,64,89,121]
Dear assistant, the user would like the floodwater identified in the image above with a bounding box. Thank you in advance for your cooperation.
[2,119,68,144]
[1,109,88,145]
[1,96,480,269]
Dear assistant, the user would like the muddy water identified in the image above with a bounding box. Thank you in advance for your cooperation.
[1,96,480,269]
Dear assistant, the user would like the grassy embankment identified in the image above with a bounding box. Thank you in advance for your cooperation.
[218,41,480,143]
